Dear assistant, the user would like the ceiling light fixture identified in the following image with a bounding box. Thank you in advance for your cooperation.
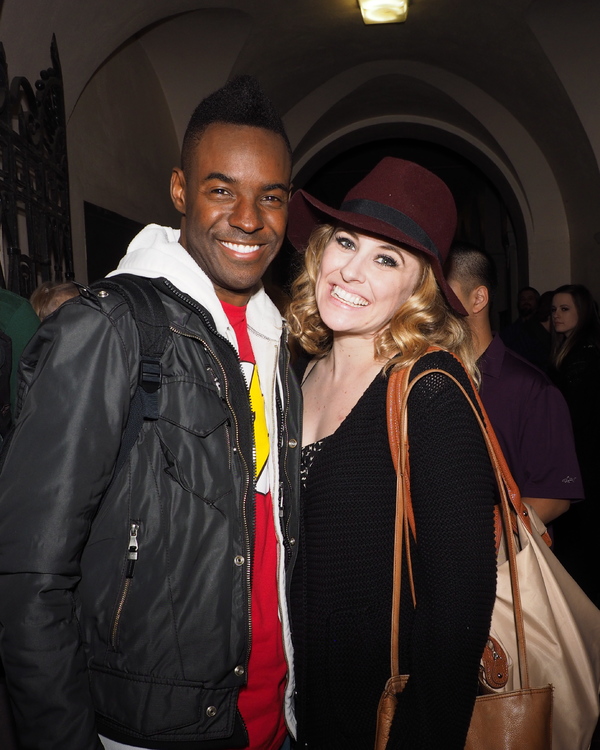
[357,0,408,24]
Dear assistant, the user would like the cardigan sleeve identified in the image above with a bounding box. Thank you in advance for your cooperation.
[388,357,497,749]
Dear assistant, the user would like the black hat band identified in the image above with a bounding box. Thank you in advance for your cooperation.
[340,199,441,262]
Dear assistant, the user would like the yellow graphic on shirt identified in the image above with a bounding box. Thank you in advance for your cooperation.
[241,361,270,494]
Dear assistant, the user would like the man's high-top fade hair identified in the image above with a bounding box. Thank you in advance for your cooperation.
[181,75,292,174]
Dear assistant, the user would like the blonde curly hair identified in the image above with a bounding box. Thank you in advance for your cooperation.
[287,223,479,382]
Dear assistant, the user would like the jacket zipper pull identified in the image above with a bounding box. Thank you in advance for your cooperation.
[279,482,285,518]
[206,366,223,399]
[126,522,139,579]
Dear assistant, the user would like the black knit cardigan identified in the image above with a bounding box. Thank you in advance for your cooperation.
[291,350,497,750]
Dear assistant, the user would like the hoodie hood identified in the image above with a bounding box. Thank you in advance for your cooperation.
[108,224,283,348]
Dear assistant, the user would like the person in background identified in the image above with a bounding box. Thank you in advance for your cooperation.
[0,76,300,750]
[0,287,39,414]
[30,280,79,321]
[550,283,600,606]
[501,285,550,369]
[445,244,582,525]
[286,157,497,749]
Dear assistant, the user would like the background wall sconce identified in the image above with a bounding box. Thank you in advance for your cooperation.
[357,0,408,24]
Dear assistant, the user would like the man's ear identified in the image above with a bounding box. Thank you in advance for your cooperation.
[472,285,489,314]
[170,168,186,215]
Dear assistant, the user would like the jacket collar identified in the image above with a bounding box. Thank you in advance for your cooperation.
[107,224,283,349]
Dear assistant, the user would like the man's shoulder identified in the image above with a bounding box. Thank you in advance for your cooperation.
[499,344,551,387]
[481,337,558,410]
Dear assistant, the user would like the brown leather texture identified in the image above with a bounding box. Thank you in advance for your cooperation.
[374,675,407,750]
[375,677,552,750]
[479,636,509,692]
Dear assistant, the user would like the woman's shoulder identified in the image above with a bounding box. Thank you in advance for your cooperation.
[409,348,471,383]
[405,349,478,406]
[562,339,600,369]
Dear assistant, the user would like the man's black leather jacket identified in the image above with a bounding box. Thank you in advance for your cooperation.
[0,278,301,749]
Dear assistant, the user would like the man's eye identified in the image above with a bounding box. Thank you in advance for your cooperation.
[211,188,231,196]
[263,195,283,203]
[376,254,398,268]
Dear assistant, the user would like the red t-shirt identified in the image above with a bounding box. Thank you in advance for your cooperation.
[221,301,287,750]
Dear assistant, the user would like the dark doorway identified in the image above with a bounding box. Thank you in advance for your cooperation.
[84,203,144,283]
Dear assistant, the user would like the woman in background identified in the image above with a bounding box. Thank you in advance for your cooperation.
[287,158,497,749]
[550,284,600,605]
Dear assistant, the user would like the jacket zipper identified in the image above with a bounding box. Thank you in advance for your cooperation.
[279,329,295,555]
[161,281,294,717]
[169,323,254,670]
[111,521,140,649]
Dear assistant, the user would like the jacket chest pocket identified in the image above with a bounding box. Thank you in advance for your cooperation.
[155,380,237,507]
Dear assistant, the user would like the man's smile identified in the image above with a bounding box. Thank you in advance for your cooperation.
[220,240,263,255]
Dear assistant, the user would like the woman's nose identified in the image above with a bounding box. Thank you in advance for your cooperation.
[339,253,366,282]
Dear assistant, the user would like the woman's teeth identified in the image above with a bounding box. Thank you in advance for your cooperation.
[331,285,368,307]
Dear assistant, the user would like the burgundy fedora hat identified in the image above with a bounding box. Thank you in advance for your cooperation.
[287,157,465,315]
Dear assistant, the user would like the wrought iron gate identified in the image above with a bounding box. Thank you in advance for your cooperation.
[0,35,74,298]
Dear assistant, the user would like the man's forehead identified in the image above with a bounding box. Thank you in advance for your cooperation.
[188,124,291,182]
[198,122,289,158]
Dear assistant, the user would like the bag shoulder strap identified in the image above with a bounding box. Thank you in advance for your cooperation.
[385,350,534,689]
[387,347,549,547]
[90,275,170,485]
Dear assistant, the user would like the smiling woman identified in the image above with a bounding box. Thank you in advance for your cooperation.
[314,230,424,340]
[286,157,497,750]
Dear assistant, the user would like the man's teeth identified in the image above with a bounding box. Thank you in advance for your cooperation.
[331,285,368,307]
[222,241,261,254]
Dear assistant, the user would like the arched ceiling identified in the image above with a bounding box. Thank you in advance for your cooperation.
[2,0,598,154]
[1,0,600,291]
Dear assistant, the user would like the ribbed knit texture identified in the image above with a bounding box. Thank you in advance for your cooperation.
[291,350,497,749]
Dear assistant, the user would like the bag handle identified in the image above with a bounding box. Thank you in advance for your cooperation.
[386,360,533,689]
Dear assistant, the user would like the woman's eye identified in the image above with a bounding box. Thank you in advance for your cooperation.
[336,235,355,250]
[375,254,398,268]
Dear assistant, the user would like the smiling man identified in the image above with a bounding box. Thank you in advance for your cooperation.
[0,77,301,750]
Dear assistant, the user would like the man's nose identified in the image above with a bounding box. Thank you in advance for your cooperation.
[229,197,264,234]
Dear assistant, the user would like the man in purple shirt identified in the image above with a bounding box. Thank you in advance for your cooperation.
[445,244,583,523]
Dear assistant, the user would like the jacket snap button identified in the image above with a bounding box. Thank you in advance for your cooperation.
[288,438,298,448]
[206,706,217,717]
[234,555,245,566]
[289,538,296,546]
[97,290,109,298]
[234,665,245,676]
